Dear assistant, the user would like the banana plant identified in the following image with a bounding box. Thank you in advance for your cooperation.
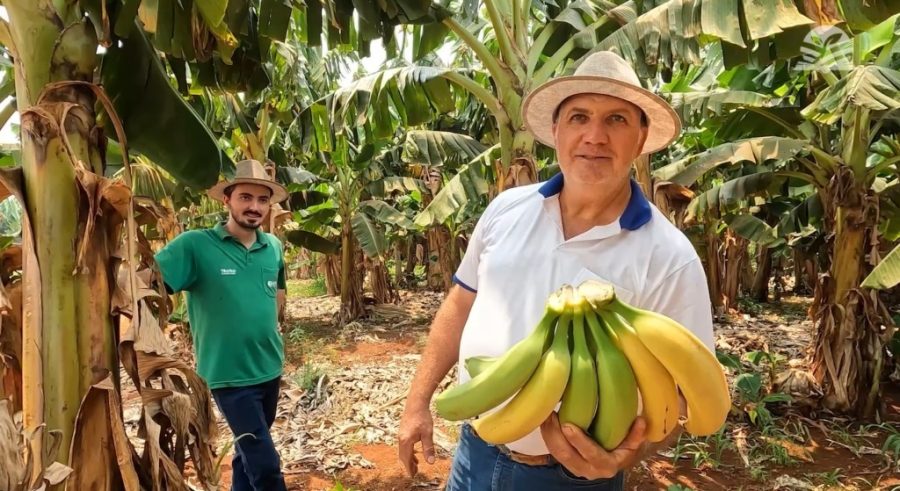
[650,14,900,417]
[0,0,416,485]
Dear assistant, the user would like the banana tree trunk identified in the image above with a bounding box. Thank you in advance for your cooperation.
[339,222,364,324]
[318,254,341,295]
[393,242,404,288]
[741,244,755,296]
[494,129,537,194]
[752,245,773,302]
[404,237,418,282]
[367,257,394,304]
[703,220,724,313]
[812,190,889,417]
[722,230,746,311]
[7,1,118,472]
[426,225,453,291]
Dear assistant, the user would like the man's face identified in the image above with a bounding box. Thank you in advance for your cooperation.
[552,93,648,189]
[223,183,272,230]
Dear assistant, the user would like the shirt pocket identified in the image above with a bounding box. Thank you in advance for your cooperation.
[570,267,637,306]
[260,267,278,297]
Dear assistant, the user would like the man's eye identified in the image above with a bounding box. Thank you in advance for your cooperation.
[609,114,627,124]
[570,114,588,123]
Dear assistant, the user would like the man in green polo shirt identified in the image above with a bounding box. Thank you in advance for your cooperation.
[155,159,289,491]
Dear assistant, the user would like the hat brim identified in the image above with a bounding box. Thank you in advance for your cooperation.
[208,177,289,203]
[522,76,681,154]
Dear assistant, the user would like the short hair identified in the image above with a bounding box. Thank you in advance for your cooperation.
[223,184,273,199]
[552,94,648,127]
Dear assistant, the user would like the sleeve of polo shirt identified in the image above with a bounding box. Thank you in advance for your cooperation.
[453,201,498,293]
[641,259,715,352]
[154,232,197,293]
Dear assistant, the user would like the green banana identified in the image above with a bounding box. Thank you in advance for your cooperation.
[434,290,567,421]
[472,316,572,444]
[464,355,498,378]
[558,300,598,431]
[585,309,638,451]
[597,309,680,443]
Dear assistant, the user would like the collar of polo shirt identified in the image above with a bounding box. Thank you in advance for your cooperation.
[536,173,652,231]
[213,221,269,246]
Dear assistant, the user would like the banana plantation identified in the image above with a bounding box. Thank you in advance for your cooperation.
[0,0,898,489]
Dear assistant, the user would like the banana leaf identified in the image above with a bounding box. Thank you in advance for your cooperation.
[402,130,489,168]
[585,0,813,77]
[687,172,785,221]
[803,65,900,124]
[367,176,425,196]
[351,211,389,259]
[359,199,416,229]
[289,189,331,210]
[861,243,900,290]
[328,66,461,131]
[285,230,340,254]
[414,163,488,228]
[654,137,810,187]
[727,214,783,246]
[100,26,232,188]
[776,193,823,236]
[667,90,781,122]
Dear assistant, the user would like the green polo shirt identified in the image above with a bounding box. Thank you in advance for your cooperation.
[155,222,286,389]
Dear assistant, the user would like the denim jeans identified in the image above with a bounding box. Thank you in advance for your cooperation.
[446,424,625,491]
[211,376,287,491]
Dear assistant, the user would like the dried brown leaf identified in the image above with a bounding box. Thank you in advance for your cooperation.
[68,373,140,491]
[0,399,23,490]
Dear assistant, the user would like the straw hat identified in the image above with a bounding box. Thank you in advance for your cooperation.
[522,51,681,155]
[208,159,288,203]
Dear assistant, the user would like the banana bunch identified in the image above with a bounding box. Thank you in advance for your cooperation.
[434,280,731,450]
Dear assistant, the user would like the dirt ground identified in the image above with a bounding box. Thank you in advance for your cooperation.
[198,288,900,491]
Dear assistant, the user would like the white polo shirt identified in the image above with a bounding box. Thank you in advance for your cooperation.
[452,173,714,456]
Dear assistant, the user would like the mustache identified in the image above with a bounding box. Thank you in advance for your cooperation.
[243,212,262,218]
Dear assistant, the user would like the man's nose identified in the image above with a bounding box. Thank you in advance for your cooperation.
[582,122,609,144]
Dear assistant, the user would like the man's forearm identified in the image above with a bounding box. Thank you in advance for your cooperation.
[405,287,474,411]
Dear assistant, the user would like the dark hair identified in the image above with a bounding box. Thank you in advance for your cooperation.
[223,183,273,199]
[552,94,648,126]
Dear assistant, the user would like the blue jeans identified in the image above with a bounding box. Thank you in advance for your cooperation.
[211,376,287,491]
[446,424,625,490]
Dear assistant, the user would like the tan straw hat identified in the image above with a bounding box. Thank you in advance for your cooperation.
[208,159,288,203]
[522,51,681,154]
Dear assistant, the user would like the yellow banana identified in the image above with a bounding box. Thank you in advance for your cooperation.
[463,355,498,378]
[604,297,730,436]
[558,302,598,431]
[585,309,638,451]
[596,309,680,442]
[472,315,572,445]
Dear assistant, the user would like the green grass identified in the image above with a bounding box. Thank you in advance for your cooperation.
[292,361,328,392]
[287,277,327,298]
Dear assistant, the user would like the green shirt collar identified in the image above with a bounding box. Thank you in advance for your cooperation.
[213,222,268,249]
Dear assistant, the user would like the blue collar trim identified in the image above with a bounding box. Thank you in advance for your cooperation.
[537,174,651,231]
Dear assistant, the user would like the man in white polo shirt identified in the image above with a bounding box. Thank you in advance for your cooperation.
[398,50,714,490]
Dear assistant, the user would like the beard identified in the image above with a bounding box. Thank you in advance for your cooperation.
[232,209,263,229]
